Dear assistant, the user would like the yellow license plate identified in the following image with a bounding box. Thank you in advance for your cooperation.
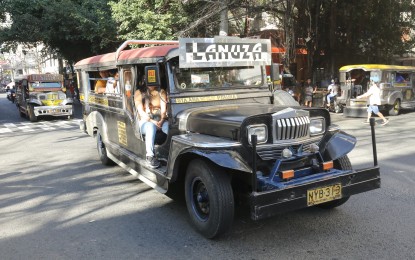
[307,183,342,206]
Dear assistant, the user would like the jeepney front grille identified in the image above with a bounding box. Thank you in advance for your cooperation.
[257,136,321,160]
[275,116,310,140]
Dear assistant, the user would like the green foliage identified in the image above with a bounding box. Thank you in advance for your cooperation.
[0,0,119,62]
[1,0,415,73]
[109,0,188,40]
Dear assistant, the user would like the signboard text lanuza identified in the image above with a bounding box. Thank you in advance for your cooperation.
[187,43,268,62]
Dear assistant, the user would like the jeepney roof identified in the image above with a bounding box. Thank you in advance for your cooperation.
[74,45,178,70]
[339,64,415,72]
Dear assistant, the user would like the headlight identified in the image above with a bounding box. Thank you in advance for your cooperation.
[247,124,268,144]
[309,118,325,136]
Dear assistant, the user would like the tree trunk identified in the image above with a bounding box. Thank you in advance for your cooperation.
[219,1,229,36]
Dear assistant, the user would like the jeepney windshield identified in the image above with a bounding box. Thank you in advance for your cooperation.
[30,82,62,89]
[173,65,264,91]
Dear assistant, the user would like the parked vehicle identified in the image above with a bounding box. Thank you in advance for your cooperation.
[337,64,415,117]
[15,74,73,122]
[76,37,381,238]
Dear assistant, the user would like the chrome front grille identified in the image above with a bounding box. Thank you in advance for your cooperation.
[275,116,310,140]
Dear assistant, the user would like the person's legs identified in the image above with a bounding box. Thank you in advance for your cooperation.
[161,121,169,135]
[326,93,334,106]
[365,106,373,123]
[140,122,157,157]
[370,105,387,123]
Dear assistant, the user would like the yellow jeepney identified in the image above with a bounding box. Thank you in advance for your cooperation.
[15,74,74,122]
[337,64,415,117]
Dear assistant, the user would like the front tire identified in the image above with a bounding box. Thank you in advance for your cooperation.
[316,156,351,209]
[185,159,234,238]
[96,130,115,166]
[388,99,400,116]
[28,105,37,122]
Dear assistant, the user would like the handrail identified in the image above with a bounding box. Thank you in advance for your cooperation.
[115,40,179,62]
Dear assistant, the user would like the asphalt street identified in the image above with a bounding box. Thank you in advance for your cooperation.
[0,93,414,260]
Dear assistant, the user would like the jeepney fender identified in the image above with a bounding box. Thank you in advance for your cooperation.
[167,134,251,181]
[319,129,357,161]
[85,111,108,141]
[386,90,402,105]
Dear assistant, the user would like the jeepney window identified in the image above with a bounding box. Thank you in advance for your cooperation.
[123,70,134,115]
[395,72,409,83]
[29,81,62,89]
[173,63,263,91]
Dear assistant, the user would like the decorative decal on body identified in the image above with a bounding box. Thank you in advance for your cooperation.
[174,94,238,103]
[117,121,128,146]
[88,95,109,106]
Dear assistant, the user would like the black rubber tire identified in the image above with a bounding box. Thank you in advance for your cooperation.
[185,159,234,239]
[96,130,115,166]
[28,105,37,122]
[388,99,400,116]
[18,107,26,118]
[316,156,351,209]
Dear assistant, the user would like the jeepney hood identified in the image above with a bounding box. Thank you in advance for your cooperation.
[29,91,68,106]
[177,104,296,139]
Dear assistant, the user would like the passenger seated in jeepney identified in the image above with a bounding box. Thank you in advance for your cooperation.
[105,71,119,94]
[134,83,168,169]
[94,71,109,94]
[395,73,407,83]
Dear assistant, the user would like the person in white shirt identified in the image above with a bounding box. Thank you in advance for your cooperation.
[356,81,389,125]
[326,79,338,107]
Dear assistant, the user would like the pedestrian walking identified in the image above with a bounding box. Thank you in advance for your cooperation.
[356,81,389,125]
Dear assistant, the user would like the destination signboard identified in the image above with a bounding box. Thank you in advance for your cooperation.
[179,37,271,68]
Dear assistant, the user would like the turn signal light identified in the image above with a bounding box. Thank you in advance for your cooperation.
[323,161,334,171]
[281,170,295,180]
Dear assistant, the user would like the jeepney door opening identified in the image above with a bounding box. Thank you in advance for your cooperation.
[22,79,29,100]
[121,68,134,116]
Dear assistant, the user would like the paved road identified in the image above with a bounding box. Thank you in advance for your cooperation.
[1,93,414,259]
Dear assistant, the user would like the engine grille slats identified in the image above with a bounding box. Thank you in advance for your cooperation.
[276,116,309,140]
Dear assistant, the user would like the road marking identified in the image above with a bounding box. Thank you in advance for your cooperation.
[0,119,82,135]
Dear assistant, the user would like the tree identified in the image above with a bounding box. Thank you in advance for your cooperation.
[109,0,188,40]
[0,0,119,63]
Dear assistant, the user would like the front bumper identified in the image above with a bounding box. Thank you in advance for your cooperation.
[250,166,380,220]
[34,105,73,117]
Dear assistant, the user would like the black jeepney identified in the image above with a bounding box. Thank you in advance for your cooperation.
[75,37,380,238]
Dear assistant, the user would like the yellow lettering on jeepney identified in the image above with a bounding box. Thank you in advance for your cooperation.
[117,121,128,146]
[95,96,109,106]
[88,95,96,103]
[88,94,109,106]
[174,94,238,103]
[80,93,85,101]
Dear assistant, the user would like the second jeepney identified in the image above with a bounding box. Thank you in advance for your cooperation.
[75,37,381,238]
[15,74,74,122]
